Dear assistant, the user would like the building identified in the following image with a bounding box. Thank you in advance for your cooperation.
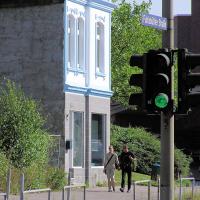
[0,0,115,185]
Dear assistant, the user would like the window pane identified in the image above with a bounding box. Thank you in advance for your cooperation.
[73,112,84,167]
[68,15,75,68]
[91,114,105,166]
[77,18,84,69]
[96,22,104,73]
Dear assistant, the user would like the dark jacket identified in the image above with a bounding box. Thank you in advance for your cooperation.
[119,151,135,171]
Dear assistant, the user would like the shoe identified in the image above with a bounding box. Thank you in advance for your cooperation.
[108,189,112,192]
[127,189,131,193]
[120,188,124,192]
[113,188,115,192]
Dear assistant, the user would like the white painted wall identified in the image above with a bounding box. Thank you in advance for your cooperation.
[87,7,111,92]
[65,1,111,92]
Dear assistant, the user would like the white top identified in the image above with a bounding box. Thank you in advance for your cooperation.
[104,152,119,169]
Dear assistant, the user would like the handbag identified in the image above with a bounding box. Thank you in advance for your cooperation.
[104,154,114,174]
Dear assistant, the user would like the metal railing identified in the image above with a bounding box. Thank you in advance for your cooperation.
[62,184,86,200]
[20,173,51,200]
[133,180,151,200]
[22,188,51,200]
[179,177,195,200]
[0,193,7,200]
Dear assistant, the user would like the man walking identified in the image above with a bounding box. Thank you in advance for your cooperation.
[119,145,135,193]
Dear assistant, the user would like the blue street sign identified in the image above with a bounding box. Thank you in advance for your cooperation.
[141,14,167,30]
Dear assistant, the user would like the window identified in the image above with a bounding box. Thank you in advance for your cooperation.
[91,114,106,166]
[72,112,84,167]
[68,15,75,68]
[96,22,105,74]
[77,18,84,70]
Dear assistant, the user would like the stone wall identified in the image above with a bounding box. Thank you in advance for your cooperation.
[0,3,65,167]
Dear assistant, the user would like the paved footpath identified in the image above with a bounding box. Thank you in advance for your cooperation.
[3,186,159,200]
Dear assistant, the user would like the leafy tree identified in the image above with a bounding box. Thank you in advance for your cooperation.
[0,80,51,170]
[111,1,162,106]
[111,125,192,176]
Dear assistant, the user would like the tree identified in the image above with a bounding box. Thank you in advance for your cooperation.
[111,1,162,106]
[0,80,51,170]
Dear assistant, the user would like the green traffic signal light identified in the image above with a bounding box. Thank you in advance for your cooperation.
[155,93,169,108]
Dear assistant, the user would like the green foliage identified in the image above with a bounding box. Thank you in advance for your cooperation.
[111,125,192,176]
[45,167,67,190]
[0,153,66,193]
[0,80,51,169]
[111,1,162,106]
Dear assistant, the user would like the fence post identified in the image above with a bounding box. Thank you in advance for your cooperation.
[133,182,136,200]
[20,173,24,200]
[6,168,11,200]
[179,177,182,200]
[158,178,160,200]
[148,181,151,200]
[62,188,65,200]
[67,172,71,200]
[192,178,195,200]
[48,189,51,200]
[83,185,86,200]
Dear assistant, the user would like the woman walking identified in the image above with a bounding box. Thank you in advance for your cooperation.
[104,145,119,192]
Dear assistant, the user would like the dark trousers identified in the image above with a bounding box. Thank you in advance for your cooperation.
[121,168,132,190]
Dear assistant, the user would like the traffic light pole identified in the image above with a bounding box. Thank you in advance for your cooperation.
[161,0,174,200]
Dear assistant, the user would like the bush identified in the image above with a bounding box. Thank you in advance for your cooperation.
[0,79,51,169]
[111,125,192,176]
[46,167,67,190]
[0,156,66,193]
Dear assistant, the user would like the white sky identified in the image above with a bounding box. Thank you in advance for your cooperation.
[135,0,191,16]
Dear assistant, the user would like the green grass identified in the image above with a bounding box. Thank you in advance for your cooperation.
[99,171,192,188]
[115,171,154,186]
[175,192,200,200]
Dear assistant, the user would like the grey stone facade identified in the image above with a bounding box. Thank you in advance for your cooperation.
[65,93,110,185]
[0,3,65,167]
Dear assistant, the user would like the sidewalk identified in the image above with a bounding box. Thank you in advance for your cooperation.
[6,186,159,200]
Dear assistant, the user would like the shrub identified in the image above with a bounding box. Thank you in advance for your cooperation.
[45,167,67,190]
[111,125,192,176]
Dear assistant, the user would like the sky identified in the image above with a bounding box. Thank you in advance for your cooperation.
[135,0,191,16]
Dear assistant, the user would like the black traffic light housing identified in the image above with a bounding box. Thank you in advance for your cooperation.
[129,54,147,109]
[129,49,174,113]
[178,49,200,114]
[145,49,173,113]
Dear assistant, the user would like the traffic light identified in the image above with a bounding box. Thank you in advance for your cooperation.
[178,49,200,114]
[145,49,173,113]
[129,54,147,109]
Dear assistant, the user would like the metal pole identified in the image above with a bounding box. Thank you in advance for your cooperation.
[83,186,86,200]
[62,188,65,200]
[133,182,136,200]
[20,173,24,200]
[161,0,174,200]
[6,168,11,200]
[192,179,195,200]
[67,172,71,200]
[48,190,51,200]
[179,178,182,200]
[148,181,151,200]
[158,178,160,200]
